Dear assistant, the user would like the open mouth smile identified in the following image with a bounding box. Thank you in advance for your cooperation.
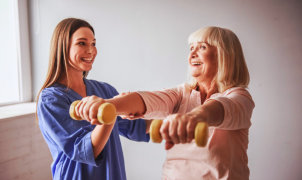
[191,61,202,66]
[81,57,93,62]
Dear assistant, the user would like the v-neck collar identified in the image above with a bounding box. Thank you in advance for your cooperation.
[54,78,90,99]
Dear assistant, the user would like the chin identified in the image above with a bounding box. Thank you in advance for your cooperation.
[84,66,93,71]
[190,72,201,78]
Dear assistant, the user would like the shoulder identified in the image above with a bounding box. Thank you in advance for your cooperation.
[39,84,70,103]
[176,83,197,96]
[210,86,254,106]
[223,87,253,99]
[37,85,71,119]
[152,83,187,98]
[87,79,115,89]
[158,83,191,98]
[85,79,119,97]
[163,83,188,92]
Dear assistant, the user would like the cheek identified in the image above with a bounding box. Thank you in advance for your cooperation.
[94,48,98,56]
[204,51,215,60]
[205,52,217,65]
[69,47,77,61]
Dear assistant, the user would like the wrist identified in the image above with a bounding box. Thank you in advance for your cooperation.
[188,106,208,124]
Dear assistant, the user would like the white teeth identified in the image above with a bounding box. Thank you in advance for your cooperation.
[82,58,92,61]
[192,62,202,65]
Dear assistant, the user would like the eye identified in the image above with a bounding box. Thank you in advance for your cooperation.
[92,42,96,46]
[78,42,85,46]
[200,45,206,50]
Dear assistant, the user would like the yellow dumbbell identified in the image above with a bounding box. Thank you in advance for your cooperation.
[150,119,209,147]
[69,100,117,124]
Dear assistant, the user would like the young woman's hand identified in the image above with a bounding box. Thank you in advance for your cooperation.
[75,95,106,125]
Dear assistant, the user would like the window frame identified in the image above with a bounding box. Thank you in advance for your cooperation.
[0,0,32,106]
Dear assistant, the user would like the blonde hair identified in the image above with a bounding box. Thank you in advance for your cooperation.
[188,26,250,92]
[36,18,94,119]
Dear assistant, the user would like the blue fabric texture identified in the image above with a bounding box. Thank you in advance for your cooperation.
[37,79,149,180]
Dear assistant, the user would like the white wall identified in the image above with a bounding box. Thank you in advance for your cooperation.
[28,0,302,179]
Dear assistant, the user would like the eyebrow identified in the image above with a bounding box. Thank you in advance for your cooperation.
[190,41,208,45]
[76,38,96,41]
[195,41,211,47]
[198,41,208,45]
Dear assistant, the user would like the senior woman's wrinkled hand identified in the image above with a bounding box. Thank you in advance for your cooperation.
[74,95,107,125]
[160,112,206,150]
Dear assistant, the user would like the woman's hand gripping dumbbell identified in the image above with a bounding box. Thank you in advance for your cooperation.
[69,100,117,125]
[150,119,209,147]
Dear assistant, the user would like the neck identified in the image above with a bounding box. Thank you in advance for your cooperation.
[58,72,87,97]
[197,81,218,104]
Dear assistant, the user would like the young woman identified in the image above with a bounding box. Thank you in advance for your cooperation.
[36,18,150,180]
[74,26,255,180]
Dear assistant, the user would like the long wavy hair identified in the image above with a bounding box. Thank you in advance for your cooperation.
[36,18,94,119]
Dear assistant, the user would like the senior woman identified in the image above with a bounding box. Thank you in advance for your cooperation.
[75,26,255,180]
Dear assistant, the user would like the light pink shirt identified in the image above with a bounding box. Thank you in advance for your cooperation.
[138,83,255,180]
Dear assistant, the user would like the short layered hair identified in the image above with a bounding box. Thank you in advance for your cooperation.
[188,26,250,92]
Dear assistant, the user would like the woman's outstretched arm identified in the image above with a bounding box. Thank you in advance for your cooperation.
[107,92,147,119]
[74,92,146,124]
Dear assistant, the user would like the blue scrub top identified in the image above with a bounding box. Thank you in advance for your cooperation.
[37,79,149,180]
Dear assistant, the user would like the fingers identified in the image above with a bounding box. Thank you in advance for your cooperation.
[177,114,188,144]
[74,96,105,123]
[77,96,92,122]
[82,98,92,122]
[75,100,84,120]
[160,113,201,149]
[161,114,186,146]
[186,116,196,143]
[91,118,102,125]
[169,115,180,144]
[89,102,100,122]
[160,118,171,144]
[165,141,175,150]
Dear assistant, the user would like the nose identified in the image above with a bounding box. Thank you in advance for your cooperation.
[87,46,92,54]
[87,45,96,55]
[190,48,198,59]
[191,53,196,58]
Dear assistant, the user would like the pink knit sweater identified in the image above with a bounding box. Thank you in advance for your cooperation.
[138,83,255,180]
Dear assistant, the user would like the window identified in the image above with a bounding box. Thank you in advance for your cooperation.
[0,0,31,106]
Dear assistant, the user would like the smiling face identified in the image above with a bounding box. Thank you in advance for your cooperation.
[188,41,218,84]
[68,27,97,74]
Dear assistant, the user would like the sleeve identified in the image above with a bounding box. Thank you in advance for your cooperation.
[207,88,255,130]
[117,117,150,142]
[137,86,183,119]
[100,82,150,142]
[37,91,101,166]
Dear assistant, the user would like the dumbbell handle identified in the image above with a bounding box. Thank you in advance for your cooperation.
[150,119,209,147]
[69,100,117,124]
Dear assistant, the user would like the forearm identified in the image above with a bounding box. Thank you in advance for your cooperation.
[91,124,114,158]
[107,92,146,117]
[189,99,224,127]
